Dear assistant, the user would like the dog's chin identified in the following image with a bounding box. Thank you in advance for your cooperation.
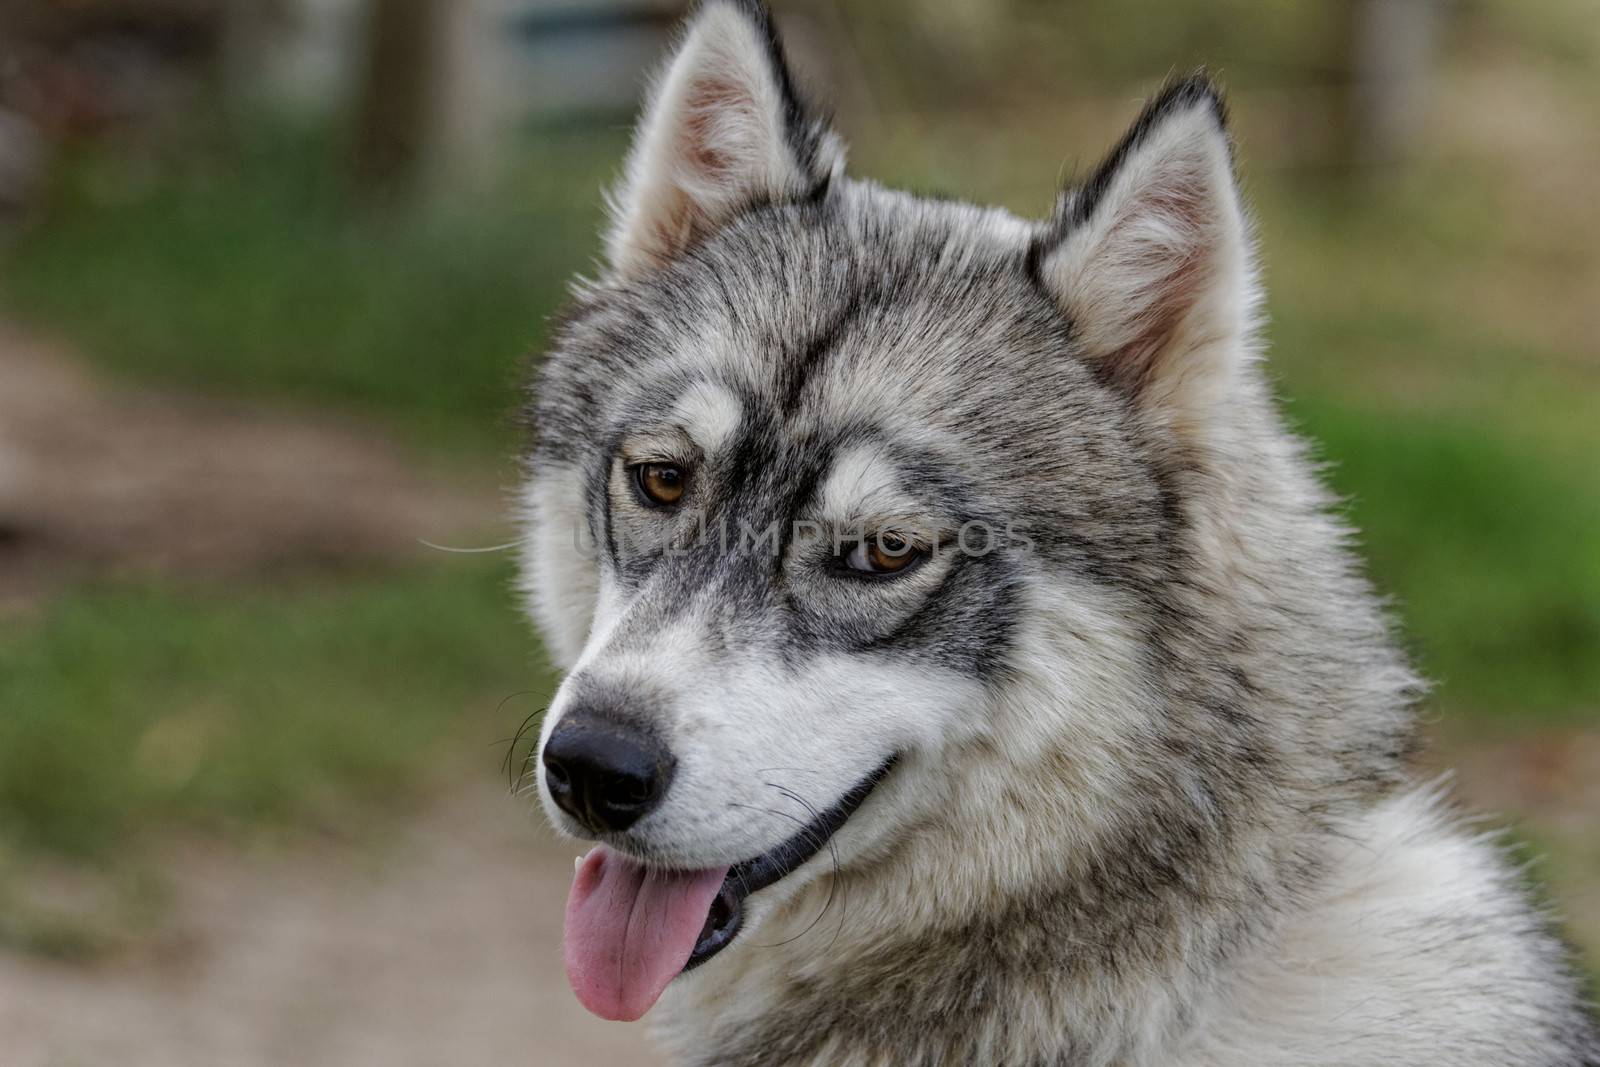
[561,756,898,1021]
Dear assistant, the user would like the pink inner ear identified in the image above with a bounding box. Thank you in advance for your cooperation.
[1103,179,1215,395]
[607,4,845,281]
[683,77,751,182]
[645,77,764,263]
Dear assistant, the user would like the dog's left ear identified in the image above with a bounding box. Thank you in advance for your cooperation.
[603,0,844,281]
[1036,76,1258,428]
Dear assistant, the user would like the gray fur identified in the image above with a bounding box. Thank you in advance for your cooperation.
[519,3,1600,1063]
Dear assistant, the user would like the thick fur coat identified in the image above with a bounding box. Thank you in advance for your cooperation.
[520,2,1600,1063]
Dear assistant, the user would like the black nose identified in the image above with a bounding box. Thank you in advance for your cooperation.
[542,713,675,835]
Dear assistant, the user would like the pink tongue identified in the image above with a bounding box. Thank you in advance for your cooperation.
[563,846,729,1021]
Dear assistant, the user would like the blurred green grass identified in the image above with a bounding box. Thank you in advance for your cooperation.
[1257,163,1600,724]
[0,558,546,955]
[1298,401,1600,720]
[0,559,533,861]
[1,123,622,455]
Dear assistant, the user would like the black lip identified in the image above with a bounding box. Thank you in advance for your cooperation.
[682,756,897,971]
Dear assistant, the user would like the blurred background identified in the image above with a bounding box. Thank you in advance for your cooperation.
[0,0,1595,1063]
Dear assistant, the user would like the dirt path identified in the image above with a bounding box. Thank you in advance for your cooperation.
[0,324,499,613]
[0,778,660,1067]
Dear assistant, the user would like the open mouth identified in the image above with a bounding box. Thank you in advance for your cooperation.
[562,757,896,1021]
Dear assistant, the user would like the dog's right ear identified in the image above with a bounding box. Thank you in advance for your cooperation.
[603,0,843,281]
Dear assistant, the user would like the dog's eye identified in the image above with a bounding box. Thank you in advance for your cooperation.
[841,532,925,576]
[632,462,688,507]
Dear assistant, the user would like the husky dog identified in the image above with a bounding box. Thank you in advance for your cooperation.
[519,2,1599,1063]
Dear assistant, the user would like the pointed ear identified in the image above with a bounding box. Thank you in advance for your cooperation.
[604,0,844,280]
[1035,76,1258,427]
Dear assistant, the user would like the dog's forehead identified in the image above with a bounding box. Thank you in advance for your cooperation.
[540,180,1140,523]
[620,184,1095,438]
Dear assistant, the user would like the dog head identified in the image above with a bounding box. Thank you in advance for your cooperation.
[521,0,1265,1021]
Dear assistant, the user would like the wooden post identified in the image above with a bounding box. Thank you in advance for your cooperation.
[1342,0,1440,165]
[351,0,452,200]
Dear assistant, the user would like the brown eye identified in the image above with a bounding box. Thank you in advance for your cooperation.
[633,462,687,507]
[844,531,925,576]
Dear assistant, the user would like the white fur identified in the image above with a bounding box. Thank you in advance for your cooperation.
[672,379,744,456]
[516,474,597,671]
[535,453,985,872]
[816,442,921,529]
[1182,787,1584,1065]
